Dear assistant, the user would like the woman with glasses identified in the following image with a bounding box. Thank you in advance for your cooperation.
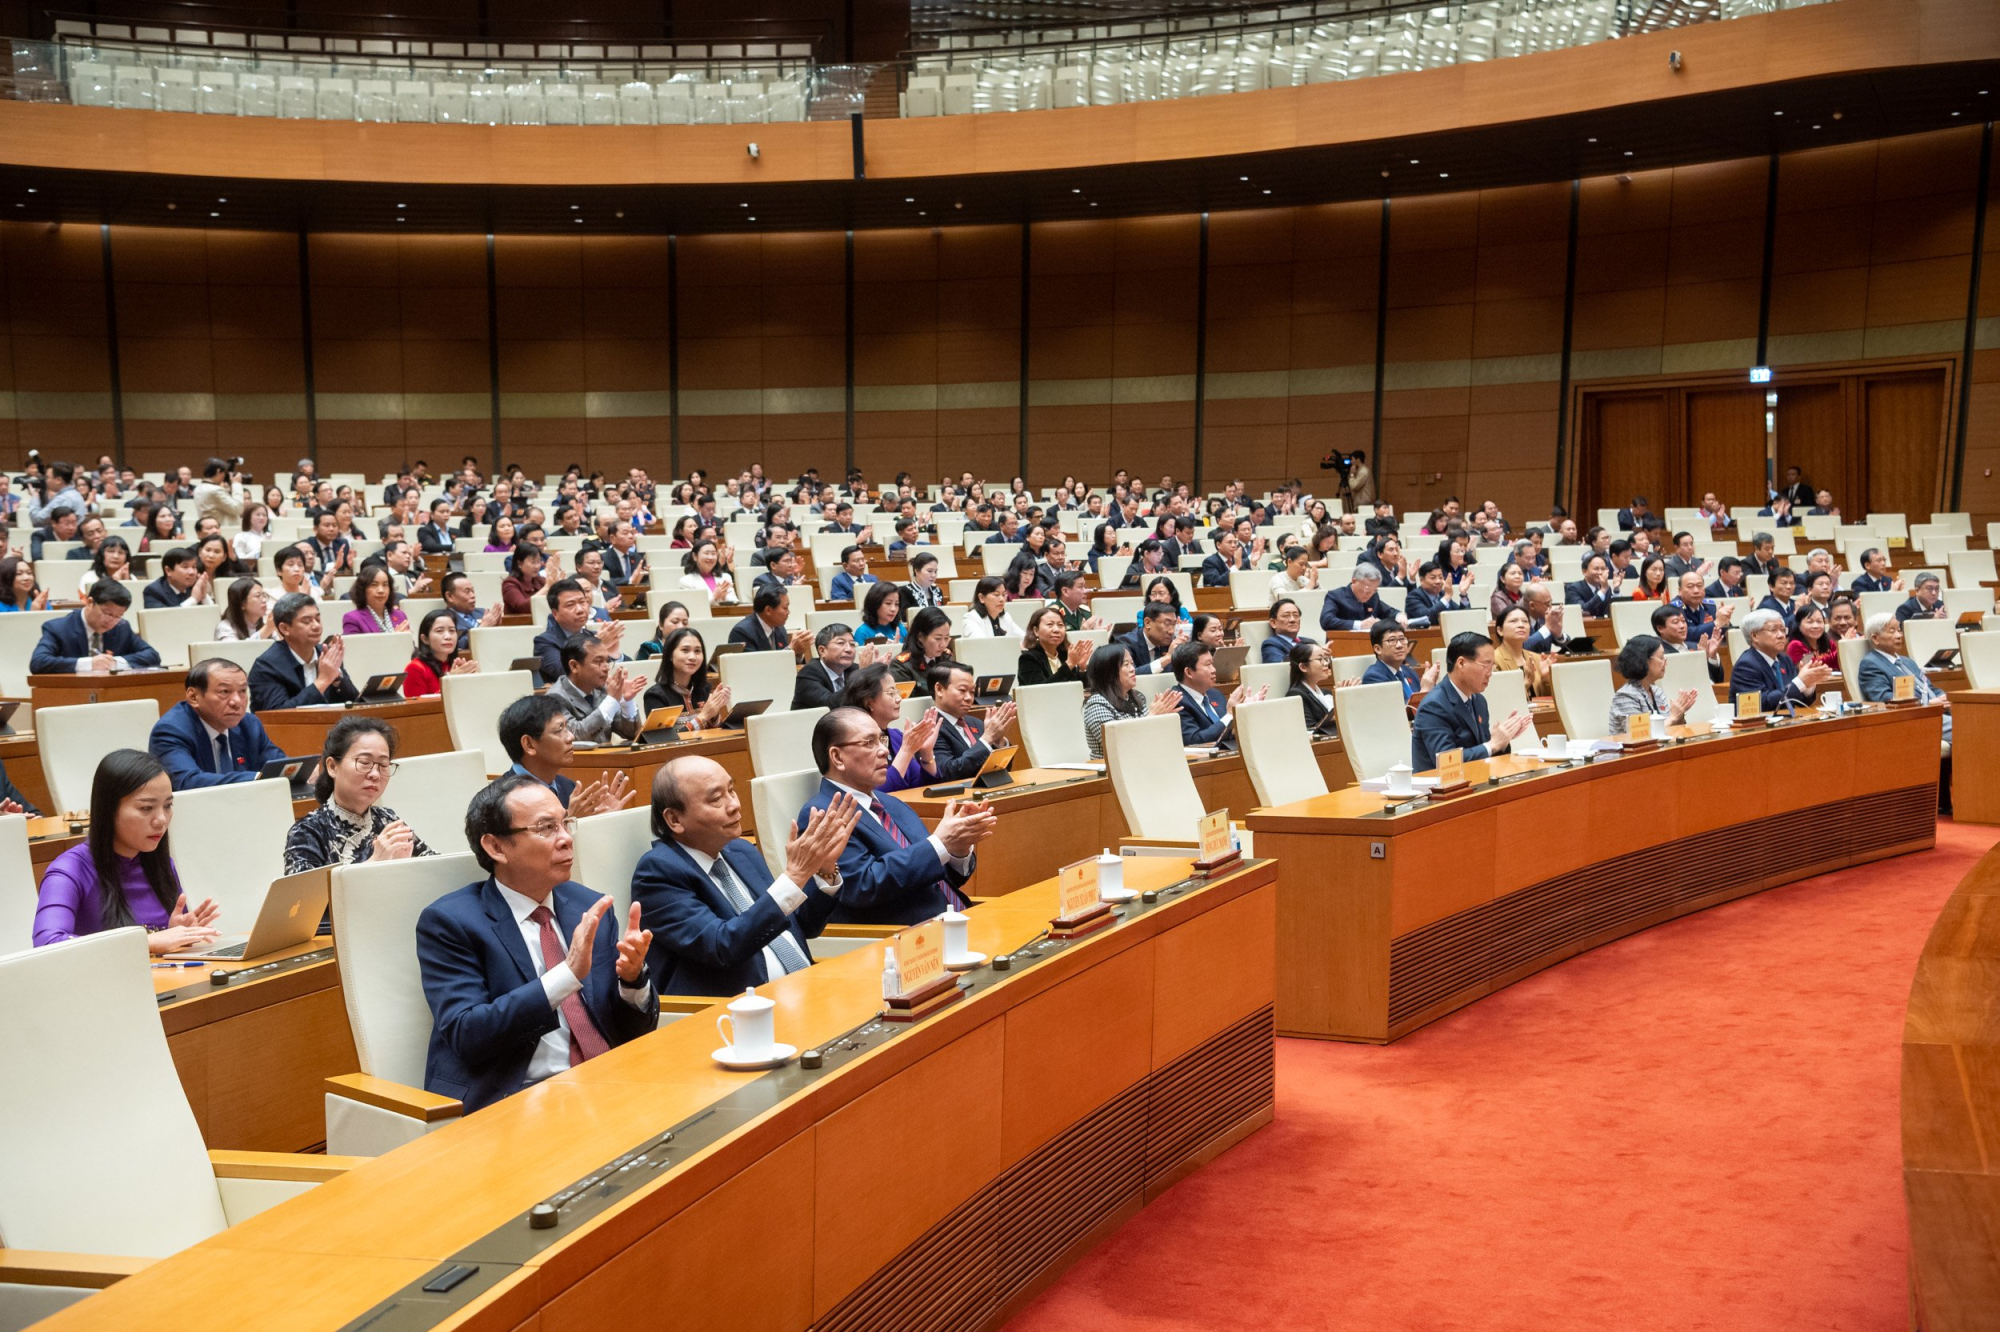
[283,715,432,878]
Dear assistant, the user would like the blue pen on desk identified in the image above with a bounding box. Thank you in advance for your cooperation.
[151,961,203,969]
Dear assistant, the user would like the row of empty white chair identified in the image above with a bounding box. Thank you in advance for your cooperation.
[67,63,807,123]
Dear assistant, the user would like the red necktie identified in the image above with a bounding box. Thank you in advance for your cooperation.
[528,904,609,1065]
[962,717,980,745]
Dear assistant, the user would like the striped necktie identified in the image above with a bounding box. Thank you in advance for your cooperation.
[709,856,811,975]
[869,796,966,911]
[526,905,609,1065]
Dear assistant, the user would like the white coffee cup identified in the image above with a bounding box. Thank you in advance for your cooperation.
[1649,713,1667,740]
[1544,733,1567,761]
[940,909,972,965]
[1385,763,1416,796]
[1820,689,1842,713]
[1097,848,1133,902]
[715,988,777,1060]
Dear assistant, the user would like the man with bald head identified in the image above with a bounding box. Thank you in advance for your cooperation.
[627,756,860,995]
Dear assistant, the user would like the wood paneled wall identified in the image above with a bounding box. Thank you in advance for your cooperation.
[1,126,1997,522]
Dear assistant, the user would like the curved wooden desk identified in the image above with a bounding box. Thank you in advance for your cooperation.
[1248,706,1941,1043]
[256,699,452,763]
[37,854,1275,1332]
[1902,839,2000,1330]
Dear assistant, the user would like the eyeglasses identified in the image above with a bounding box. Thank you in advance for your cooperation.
[505,817,577,840]
[834,736,892,753]
[348,757,399,778]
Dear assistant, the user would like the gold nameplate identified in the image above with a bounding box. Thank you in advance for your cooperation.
[1893,673,1916,702]
[1437,747,1464,776]
[1057,857,1101,920]
[1197,809,1233,864]
[893,922,946,998]
[1626,713,1652,740]
[1736,692,1762,719]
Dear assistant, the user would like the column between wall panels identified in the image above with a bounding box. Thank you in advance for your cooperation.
[296,228,318,465]
[1754,153,1780,368]
[1018,222,1031,479]
[1553,179,1580,507]
[1370,199,1391,472]
[668,234,681,478]
[484,234,501,473]
[1952,122,1995,510]
[1192,211,1209,487]
[99,224,125,464]
[844,229,856,474]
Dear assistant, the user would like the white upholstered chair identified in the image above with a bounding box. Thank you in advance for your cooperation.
[1103,714,1206,842]
[719,649,799,713]
[36,698,159,814]
[1333,681,1409,782]
[1015,681,1090,767]
[442,670,536,775]
[750,770,821,879]
[1551,658,1614,741]
[0,814,32,953]
[167,779,295,934]
[380,749,489,854]
[1236,696,1329,809]
[746,706,826,778]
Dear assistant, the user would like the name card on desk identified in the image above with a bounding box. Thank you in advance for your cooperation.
[1893,673,1917,702]
[1436,748,1464,777]
[1197,809,1233,864]
[1057,857,1100,919]
[894,923,946,997]
[1735,692,1762,720]
[1624,713,1652,741]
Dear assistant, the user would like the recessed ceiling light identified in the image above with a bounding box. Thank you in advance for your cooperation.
[1624,150,1634,156]
[25,187,34,194]
[574,218,582,224]
[905,196,914,203]
[918,210,927,216]
[1089,201,1098,207]
[1409,158,1419,164]
[1239,175,1248,182]
[747,216,756,221]
[741,202,749,208]
[1072,188,1081,194]
[1952,111,1962,116]
[1587,136,1597,143]
[396,217,405,223]
[1812,124,1821,130]
[166,202,176,210]
[615,210,625,218]
[210,211,219,217]
[396,202,406,209]
[1773,110,1783,116]
[1262,188,1271,194]
[570,204,579,211]
[1439,172,1448,178]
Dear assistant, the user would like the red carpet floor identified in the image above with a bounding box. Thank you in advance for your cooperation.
[1008,820,2000,1332]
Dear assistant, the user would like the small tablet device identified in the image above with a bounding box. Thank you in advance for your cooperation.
[974,673,1014,705]
[255,756,315,796]
[355,671,405,704]
[972,744,1019,789]
[721,697,772,728]
[638,704,685,745]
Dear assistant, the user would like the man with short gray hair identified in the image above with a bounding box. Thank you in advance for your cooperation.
[1896,572,1948,623]
[1321,562,1400,633]
[1730,607,1830,712]
[1857,612,1951,752]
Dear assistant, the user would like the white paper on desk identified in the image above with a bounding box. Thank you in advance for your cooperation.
[1359,775,1441,792]
[1042,762,1106,772]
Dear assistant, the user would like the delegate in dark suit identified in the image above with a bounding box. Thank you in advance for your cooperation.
[791,662,844,711]
[417,877,657,1113]
[1119,626,1174,674]
[1729,648,1810,713]
[929,710,992,781]
[629,837,840,995]
[1411,681,1493,770]
[1362,658,1424,700]
[1286,683,1330,730]
[29,608,162,674]
[729,613,791,653]
[149,700,285,790]
[798,778,973,926]
[1197,552,1237,587]
[246,639,358,712]
[1403,586,1462,628]
[0,757,41,815]
[1260,631,1307,664]
[1321,586,1396,633]
[1565,580,1612,618]
[1177,687,1231,744]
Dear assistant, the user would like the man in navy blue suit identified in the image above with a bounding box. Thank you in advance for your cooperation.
[798,708,994,926]
[1120,602,1185,675]
[924,661,1017,781]
[1729,608,1831,713]
[1169,642,1261,745]
[1260,599,1313,664]
[247,593,358,711]
[495,693,634,819]
[417,773,658,1114]
[1321,564,1402,634]
[29,580,161,675]
[1411,633,1534,770]
[149,659,285,790]
[630,755,860,995]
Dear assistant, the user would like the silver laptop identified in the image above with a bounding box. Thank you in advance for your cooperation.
[167,866,332,962]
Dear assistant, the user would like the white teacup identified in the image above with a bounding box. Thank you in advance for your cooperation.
[715,988,777,1060]
[1820,690,1842,713]
[940,909,973,965]
[1097,849,1134,902]
[1649,713,1668,740]
[1385,763,1416,796]
[1543,733,1567,761]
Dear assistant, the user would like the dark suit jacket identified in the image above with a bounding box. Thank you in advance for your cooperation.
[142,578,190,609]
[1896,596,1948,624]
[417,877,658,1113]
[149,700,284,790]
[0,757,41,815]
[630,836,839,995]
[1118,626,1177,675]
[1857,651,1938,704]
[1411,682,1493,770]
[1321,587,1395,633]
[1017,650,1082,688]
[1286,683,1331,730]
[1851,572,1897,594]
[791,662,845,711]
[1729,648,1808,712]
[1565,580,1612,618]
[729,613,791,653]
[1260,631,1310,664]
[246,639,358,712]
[1362,658,1423,700]
[1404,585,1461,628]
[417,522,455,555]
[930,709,992,781]
[799,778,973,926]
[29,609,162,674]
[1198,552,1236,587]
[598,546,638,585]
[1177,686,1230,744]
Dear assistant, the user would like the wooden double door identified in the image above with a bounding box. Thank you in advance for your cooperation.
[1574,365,1950,519]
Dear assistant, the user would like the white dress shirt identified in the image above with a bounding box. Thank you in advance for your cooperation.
[683,845,840,980]
[827,779,973,876]
[493,879,652,1085]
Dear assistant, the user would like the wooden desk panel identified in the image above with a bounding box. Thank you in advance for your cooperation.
[40,857,1276,1332]
[1249,707,1941,1043]
[27,671,182,717]
[557,730,754,832]
[0,732,52,816]
[1950,691,2000,824]
[1902,838,2000,1331]
[256,699,452,763]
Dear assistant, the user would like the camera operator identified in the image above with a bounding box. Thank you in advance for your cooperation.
[192,457,249,531]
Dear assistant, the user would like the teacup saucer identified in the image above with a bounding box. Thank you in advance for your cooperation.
[1099,887,1137,903]
[945,951,988,971]
[712,1042,797,1070]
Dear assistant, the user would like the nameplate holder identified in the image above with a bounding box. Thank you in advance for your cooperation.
[1620,715,1660,753]
[1191,808,1240,876]
[1048,857,1115,936]
[880,973,963,1022]
[1425,777,1476,799]
[881,922,961,1022]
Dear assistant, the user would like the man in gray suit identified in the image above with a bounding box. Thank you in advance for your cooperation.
[1855,612,1951,753]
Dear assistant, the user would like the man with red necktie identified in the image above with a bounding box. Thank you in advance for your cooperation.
[799,708,996,926]
[924,661,1017,782]
[417,773,658,1113]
